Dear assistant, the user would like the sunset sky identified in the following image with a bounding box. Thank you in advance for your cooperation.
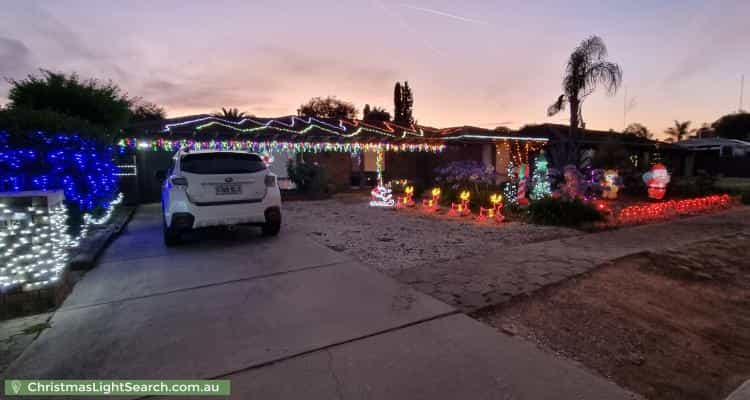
[1,0,747,140]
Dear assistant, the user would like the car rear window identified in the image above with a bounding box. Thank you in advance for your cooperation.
[180,153,266,174]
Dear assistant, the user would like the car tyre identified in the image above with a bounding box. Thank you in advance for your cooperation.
[163,216,181,246]
[262,208,281,236]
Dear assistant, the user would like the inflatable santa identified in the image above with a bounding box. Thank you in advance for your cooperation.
[642,163,670,200]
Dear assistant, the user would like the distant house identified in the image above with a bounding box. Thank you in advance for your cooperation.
[676,138,750,177]
[515,123,692,175]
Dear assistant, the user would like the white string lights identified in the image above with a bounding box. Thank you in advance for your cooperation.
[0,192,123,292]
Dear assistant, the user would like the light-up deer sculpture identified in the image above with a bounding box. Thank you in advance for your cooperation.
[396,185,415,208]
[478,193,505,223]
[422,187,441,212]
[449,190,471,217]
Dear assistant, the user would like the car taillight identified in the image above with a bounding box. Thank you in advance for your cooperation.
[265,175,276,188]
[171,176,188,186]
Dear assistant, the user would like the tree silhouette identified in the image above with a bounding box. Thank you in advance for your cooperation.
[212,107,250,120]
[623,123,652,139]
[130,101,165,123]
[297,97,357,119]
[393,81,414,125]
[712,112,750,140]
[363,104,371,119]
[692,123,714,139]
[7,69,132,132]
[664,120,694,143]
[363,105,391,122]
[547,36,622,166]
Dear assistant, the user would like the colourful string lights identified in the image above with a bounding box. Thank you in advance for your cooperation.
[117,138,445,154]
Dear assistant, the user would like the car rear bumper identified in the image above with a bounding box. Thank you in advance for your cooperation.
[164,188,281,229]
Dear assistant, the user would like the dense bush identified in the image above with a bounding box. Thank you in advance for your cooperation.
[0,108,107,139]
[0,131,118,210]
[670,172,717,197]
[287,160,332,195]
[528,197,604,226]
[7,70,132,133]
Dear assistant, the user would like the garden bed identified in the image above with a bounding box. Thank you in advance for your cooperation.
[474,233,750,400]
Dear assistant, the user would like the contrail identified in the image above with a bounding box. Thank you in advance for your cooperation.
[400,4,489,25]
[371,0,443,55]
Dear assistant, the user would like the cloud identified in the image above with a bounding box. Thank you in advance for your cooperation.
[16,3,131,83]
[0,37,32,79]
[259,46,398,89]
[665,1,750,85]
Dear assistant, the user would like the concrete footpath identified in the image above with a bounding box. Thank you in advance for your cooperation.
[2,204,634,399]
[396,207,750,311]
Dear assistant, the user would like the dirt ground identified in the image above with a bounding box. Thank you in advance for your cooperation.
[476,233,750,400]
[283,193,581,274]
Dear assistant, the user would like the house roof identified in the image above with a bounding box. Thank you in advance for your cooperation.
[516,123,682,150]
[124,115,549,144]
[125,117,691,151]
[676,137,750,151]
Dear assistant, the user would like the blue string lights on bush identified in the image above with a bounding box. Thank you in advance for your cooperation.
[0,132,119,210]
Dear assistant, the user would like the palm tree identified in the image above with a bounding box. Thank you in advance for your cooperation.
[547,36,622,165]
[664,120,694,142]
[212,107,250,120]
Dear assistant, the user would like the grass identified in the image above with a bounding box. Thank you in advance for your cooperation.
[22,322,51,336]
[715,177,750,191]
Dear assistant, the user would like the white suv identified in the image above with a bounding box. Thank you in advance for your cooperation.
[160,150,281,245]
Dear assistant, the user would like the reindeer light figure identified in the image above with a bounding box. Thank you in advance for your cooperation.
[478,193,505,223]
[422,187,441,212]
[396,185,416,209]
[449,190,472,217]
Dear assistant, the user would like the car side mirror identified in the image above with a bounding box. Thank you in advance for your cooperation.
[155,170,167,182]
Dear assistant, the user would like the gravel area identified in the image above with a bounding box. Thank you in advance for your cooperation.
[282,193,581,274]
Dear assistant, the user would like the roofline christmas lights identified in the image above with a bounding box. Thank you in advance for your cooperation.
[117,138,446,153]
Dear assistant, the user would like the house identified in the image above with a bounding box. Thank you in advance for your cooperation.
[676,138,750,177]
[118,116,694,203]
[516,123,692,174]
[118,116,548,203]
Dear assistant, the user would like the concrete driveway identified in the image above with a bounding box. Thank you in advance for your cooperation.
[4,204,634,399]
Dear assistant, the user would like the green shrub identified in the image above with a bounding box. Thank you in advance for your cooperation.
[0,108,108,139]
[528,197,604,226]
[287,161,331,194]
[670,172,717,197]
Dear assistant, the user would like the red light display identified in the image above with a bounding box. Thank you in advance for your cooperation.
[616,194,732,225]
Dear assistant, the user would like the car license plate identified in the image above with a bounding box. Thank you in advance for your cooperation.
[215,183,242,195]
